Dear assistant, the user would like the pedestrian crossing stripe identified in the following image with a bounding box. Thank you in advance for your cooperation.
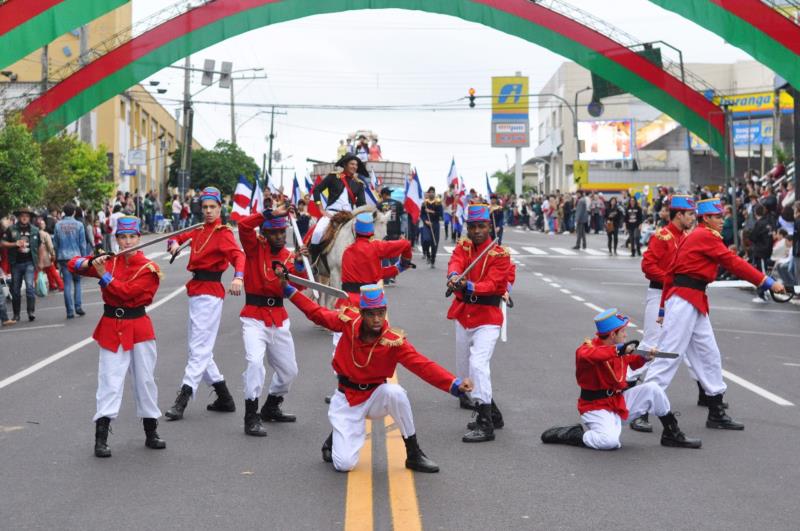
[426,244,625,258]
[550,247,577,256]
[582,248,606,256]
[522,246,548,255]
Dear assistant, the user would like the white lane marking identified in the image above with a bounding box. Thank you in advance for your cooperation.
[146,251,167,260]
[570,267,641,272]
[710,306,799,315]
[584,302,604,312]
[714,328,800,339]
[0,324,65,334]
[582,248,607,256]
[637,329,644,335]
[571,295,585,302]
[161,252,187,261]
[522,246,548,255]
[628,323,638,328]
[444,246,455,253]
[0,286,186,391]
[550,283,561,288]
[602,282,646,287]
[541,277,552,282]
[782,363,800,367]
[534,272,544,277]
[721,370,794,406]
[560,289,572,295]
[551,247,577,256]
[506,247,519,255]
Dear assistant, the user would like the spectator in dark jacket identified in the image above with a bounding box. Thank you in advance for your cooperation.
[604,197,624,255]
[624,197,644,257]
[748,204,773,301]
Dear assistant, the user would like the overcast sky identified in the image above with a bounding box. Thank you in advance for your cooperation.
[133,0,756,192]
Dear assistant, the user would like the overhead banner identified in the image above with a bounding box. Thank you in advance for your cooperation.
[491,75,529,147]
[710,90,794,117]
[578,120,633,161]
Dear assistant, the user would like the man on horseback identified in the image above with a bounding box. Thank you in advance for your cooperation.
[309,154,367,263]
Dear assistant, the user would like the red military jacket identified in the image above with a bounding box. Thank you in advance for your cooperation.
[238,212,306,326]
[288,290,457,406]
[168,218,245,298]
[338,236,412,308]
[68,252,161,352]
[576,337,645,419]
[641,222,683,285]
[446,238,512,328]
[661,224,767,314]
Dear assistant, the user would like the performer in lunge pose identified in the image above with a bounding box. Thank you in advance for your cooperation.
[308,154,366,262]
[629,195,701,433]
[238,206,309,437]
[540,309,701,450]
[278,277,473,473]
[644,198,785,430]
[68,216,166,457]
[446,204,511,443]
[164,187,244,421]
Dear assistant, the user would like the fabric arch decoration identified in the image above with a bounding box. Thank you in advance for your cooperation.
[0,0,130,70]
[649,0,800,90]
[22,0,726,157]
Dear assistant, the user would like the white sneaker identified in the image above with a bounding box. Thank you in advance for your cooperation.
[751,296,768,304]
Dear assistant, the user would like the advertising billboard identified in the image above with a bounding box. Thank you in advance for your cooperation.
[491,76,529,147]
[578,120,633,161]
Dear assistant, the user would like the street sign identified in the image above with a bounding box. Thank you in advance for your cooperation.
[491,76,529,148]
[121,169,137,176]
[573,160,589,186]
[127,149,146,166]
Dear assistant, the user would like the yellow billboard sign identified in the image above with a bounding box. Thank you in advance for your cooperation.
[573,160,589,186]
[491,76,529,120]
[713,91,794,115]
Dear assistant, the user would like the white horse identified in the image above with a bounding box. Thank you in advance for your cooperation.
[318,205,389,308]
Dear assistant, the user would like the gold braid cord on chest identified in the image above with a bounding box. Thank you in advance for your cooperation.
[192,228,216,255]
[350,319,389,369]
[604,360,625,384]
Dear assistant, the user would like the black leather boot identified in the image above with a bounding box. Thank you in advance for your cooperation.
[321,432,333,463]
[260,394,296,422]
[244,399,267,437]
[143,418,166,449]
[659,412,701,448]
[94,417,111,458]
[403,434,439,473]
[26,296,35,321]
[165,384,193,421]
[697,381,728,408]
[462,403,495,443]
[467,400,504,430]
[540,424,585,446]
[207,380,236,412]
[706,394,744,430]
[458,394,475,410]
[630,413,653,433]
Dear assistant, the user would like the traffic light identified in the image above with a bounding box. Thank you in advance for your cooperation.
[468,88,476,108]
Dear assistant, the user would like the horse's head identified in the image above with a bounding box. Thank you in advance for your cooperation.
[372,209,389,240]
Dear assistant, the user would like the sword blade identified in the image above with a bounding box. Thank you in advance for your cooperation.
[117,223,204,257]
[287,274,348,299]
[288,214,318,299]
[635,348,679,359]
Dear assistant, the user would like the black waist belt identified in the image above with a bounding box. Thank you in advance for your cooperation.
[192,270,223,282]
[580,388,622,401]
[245,293,284,307]
[649,280,663,290]
[341,282,366,294]
[103,304,146,319]
[337,375,385,391]
[673,274,708,292]
[461,294,503,306]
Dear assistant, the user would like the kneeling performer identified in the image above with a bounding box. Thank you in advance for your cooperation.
[68,216,166,457]
[541,309,701,450]
[279,277,473,473]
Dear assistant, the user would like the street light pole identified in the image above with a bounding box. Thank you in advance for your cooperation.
[230,77,236,144]
[179,55,193,198]
[268,105,275,177]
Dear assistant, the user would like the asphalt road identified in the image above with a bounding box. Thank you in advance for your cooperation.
[2,228,799,530]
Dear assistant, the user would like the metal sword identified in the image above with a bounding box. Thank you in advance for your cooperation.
[445,237,499,297]
[169,239,192,264]
[288,213,318,299]
[286,273,348,300]
[634,348,679,359]
[90,223,204,264]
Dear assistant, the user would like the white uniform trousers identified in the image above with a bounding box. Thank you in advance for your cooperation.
[627,288,699,382]
[328,384,415,472]
[241,317,298,400]
[581,382,670,450]
[455,322,500,405]
[182,295,224,392]
[94,340,161,421]
[644,295,727,396]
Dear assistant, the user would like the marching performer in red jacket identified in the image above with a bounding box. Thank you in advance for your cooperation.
[164,187,245,421]
[541,309,700,449]
[446,204,512,443]
[238,206,309,437]
[644,198,785,430]
[68,216,166,457]
[280,277,473,473]
[629,195,701,433]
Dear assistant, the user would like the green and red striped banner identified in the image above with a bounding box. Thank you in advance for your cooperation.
[0,0,129,70]
[22,0,725,157]
[650,0,800,90]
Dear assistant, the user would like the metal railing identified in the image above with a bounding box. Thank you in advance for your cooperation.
[761,0,800,24]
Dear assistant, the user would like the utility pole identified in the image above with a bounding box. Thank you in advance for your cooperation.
[793,86,800,196]
[230,77,236,144]
[40,45,48,95]
[266,106,288,177]
[724,105,740,250]
[78,25,92,144]
[179,55,193,198]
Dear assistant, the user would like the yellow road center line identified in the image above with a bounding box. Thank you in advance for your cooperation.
[385,374,423,531]
[344,420,374,531]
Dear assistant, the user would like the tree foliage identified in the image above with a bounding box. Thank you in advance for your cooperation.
[0,118,46,217]
[492,169,536,195]
[169,140,260,195]
[40,133,114,212]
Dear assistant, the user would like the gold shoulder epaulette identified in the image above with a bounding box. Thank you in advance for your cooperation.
[380,327,406,347]
[145,261,164,280]
[583,338,593,346]
[458,237,472,250]
[708,228,722,239]
[215,224,232,232]
[489,246,510,257]
[655,228,672,241]
[338,307,358,322]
